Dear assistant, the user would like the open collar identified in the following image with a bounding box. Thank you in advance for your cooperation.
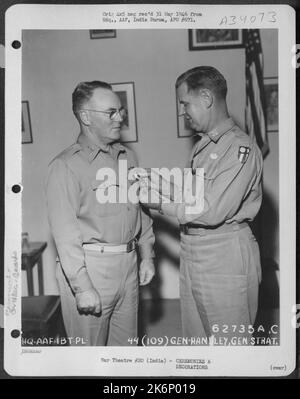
[76,133,126,163]
[206,117,235,143]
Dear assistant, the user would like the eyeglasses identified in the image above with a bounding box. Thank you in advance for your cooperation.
[79,107,127,121]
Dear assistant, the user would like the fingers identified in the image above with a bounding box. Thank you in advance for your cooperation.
[94,301,102,315]
[77,305,94,315]
[141,272,154,286]
[78,304,101,316]
[139,269,155,286]
[76,289,102,316]
[140,275,149,286]
[139,269,146,286]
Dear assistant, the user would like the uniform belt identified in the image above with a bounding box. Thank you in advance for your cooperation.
[180,222,248,236]
[82,238,137,253]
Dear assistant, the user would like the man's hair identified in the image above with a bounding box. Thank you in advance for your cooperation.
[176,66,227,99]
[72,80,112,114]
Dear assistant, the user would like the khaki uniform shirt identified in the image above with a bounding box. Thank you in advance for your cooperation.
[46,133,155,293]
[162,117,263,225]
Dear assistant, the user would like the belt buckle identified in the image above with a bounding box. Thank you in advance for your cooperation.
[127,238,137,253]
[181,225,189,235]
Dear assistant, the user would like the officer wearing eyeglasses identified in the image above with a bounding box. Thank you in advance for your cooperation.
[46,81,155,346]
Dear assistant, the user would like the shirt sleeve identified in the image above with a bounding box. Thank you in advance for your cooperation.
[46,158,94,293]
[162,143,263,226]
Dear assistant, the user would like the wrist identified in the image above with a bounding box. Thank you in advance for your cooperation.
[72,266,94,294]
[141,257,155,266]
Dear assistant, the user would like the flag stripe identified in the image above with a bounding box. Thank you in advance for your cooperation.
[245,29,269,157]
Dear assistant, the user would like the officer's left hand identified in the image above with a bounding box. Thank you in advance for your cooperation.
[139,259,155,286]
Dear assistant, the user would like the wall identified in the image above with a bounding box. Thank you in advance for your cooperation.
[21,29,276,298]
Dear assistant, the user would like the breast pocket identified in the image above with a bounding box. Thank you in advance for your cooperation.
[91,180,122,217]
[201,159,219,182]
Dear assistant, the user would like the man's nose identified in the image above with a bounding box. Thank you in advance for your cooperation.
[115,111,124,122]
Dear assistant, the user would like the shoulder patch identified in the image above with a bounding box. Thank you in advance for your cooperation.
[238,146,250,163]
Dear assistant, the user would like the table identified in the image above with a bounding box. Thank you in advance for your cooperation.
[21,242,47,296]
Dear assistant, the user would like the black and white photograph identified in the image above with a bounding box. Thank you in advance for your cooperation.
[18,26,282,350]
[3,4,296,378]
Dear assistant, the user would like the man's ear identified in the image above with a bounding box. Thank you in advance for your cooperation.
[199,89,213,109]
[78,110,91,126]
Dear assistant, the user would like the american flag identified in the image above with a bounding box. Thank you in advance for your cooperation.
[245,29,269,157]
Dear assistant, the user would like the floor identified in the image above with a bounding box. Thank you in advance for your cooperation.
[138,298,182,344]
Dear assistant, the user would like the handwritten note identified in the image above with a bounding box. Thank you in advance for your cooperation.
[5,251,19,316]
[219,11,277,26]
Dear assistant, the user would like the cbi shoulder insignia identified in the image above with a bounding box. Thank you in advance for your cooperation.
[238,146,250,163]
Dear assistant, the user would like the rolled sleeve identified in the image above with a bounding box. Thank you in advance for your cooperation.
[46,158,93,293]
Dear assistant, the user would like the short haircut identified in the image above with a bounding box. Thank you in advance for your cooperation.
[72,80,112,114]
[176,66,227,99]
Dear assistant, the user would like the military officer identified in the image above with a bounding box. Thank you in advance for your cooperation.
[142,66,263,342]
[46,81,155,346]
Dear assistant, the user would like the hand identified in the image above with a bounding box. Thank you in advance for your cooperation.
[148,170,182,203]
[139,182,162,210]
[138,170,182,207]
[139,259,155,286]
[75,288,102,315]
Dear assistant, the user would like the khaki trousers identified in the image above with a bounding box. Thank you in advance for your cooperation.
[56,250,138,346]
[180,225,261,343]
